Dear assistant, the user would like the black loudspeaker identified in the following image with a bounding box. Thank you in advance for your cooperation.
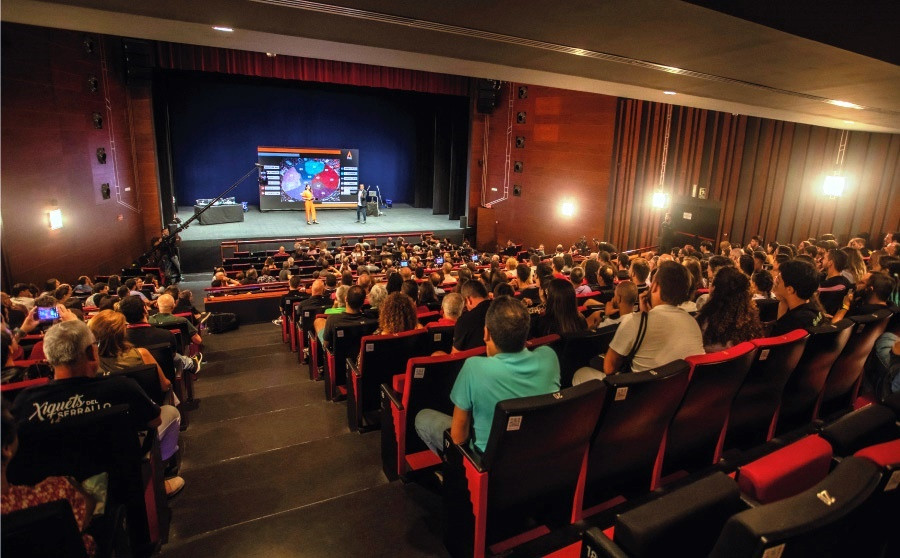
[122,38,155,85]
[475,79,502,114]
[459,216,467,229]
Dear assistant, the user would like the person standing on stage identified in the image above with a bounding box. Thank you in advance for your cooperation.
[301,184,318,225]
[356,184,367,224]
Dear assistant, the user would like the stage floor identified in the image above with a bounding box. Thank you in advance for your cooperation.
[176,204,462,241]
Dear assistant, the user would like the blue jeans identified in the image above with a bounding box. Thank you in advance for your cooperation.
[414,409,452,455]
[356,205,366,222]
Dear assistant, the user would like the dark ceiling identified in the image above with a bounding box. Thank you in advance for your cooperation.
[2,0,899,133]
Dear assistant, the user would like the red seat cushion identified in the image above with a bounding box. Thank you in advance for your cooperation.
[392,374,405,394]
[854,439,900,468]
[738,435,832,503]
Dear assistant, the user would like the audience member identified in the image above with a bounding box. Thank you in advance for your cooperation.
[375,292,419,335]
[451,280,491,352]
[531,278,587,337]
[427,293,464,328]
[11,320,184,496]
[694,267,764,352]
[149,295,203,348]
[574,261,704,383]
[415,296,560,455]
[321,286,367,351]
[819,248,854,315]
[588,280,638,329]
[771,260,825,335]
[119,295,200,375]
[751,269,774,299]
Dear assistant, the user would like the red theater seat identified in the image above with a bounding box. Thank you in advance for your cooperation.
[443,381,607,558]
[656,343,757,485]
[380,347,485,480]
[737,435,833,504]
[725,329,809,450]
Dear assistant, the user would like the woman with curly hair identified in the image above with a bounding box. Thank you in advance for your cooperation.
[694,267,763,353]
[377,292,420,335]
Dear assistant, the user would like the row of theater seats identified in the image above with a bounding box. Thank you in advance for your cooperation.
[438,381,899,558]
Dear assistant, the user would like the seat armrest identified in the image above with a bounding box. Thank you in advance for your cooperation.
[445,430,485,472]
[347,357,361,377]
[380,383,403,409]
[583,527,629,558]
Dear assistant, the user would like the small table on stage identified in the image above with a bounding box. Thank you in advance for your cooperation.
[194,204,244,225]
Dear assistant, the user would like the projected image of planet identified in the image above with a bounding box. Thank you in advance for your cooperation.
[280,157,341,203]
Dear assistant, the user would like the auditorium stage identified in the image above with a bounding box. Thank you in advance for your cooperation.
[175,204,467,273]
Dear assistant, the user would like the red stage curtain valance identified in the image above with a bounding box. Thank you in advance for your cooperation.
[156,42,470,97]
[606,99,900,250]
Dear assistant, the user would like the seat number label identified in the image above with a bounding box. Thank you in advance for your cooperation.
[507,416,522,431]
[615,387,628,401]
[414,367,425,379]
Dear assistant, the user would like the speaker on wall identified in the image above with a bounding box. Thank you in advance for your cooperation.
[475,79,502,114]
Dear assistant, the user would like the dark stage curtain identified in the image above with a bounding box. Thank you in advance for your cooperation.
[156,42,470,97]
[606,99,900,250]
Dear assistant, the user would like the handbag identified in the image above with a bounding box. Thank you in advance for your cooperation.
[619,311,648,373]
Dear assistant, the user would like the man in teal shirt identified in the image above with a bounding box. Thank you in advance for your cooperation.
[415,296,560,455]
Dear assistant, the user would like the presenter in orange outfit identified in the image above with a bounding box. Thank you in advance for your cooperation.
[301,184,318,225]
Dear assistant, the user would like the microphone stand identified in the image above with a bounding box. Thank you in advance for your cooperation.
[373,185,386,216]
[134,164,262,275]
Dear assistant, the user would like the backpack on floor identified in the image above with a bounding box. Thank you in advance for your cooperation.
[206,313,239,334]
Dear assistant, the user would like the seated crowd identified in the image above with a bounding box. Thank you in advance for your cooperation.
[2,230,899,556]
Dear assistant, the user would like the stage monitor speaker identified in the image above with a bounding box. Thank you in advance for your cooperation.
[367,202,377,216]
[459,215,467,229]
[475,79,502,114]
[670,198,721,246]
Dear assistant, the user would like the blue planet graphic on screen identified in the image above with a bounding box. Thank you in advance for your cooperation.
[304,160,325,176]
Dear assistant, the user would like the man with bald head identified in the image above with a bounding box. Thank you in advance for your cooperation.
[149,294,202,347]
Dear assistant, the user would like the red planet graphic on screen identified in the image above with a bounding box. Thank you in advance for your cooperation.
[311,164,340,200]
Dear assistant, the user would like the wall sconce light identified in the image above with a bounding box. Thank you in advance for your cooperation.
[823,175,846,198]
[48,208,63,230]
[560,201,576,217]
[92,112,103,129]
[96,148,107,164]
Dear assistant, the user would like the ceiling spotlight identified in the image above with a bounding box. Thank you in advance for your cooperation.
[663,91,677,95]
[826,99,863,110]
[651,192,670,209]
[213,26,234,32]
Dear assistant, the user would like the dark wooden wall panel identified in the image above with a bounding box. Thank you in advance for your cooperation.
[468,84,617,252]
[1,23,161,288]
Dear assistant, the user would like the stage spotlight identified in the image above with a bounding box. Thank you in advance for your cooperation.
[92,112,103,129]
[823,175,845,198]
[101,183,111,200]
[513,185,522,196]
[96,148,107,164]
[518,86,528,99]
[515,136,525,148]
[517,112,527,124]
[651,192,670,209]
[48,208,63,230]
[88,76,99,92]
[560,201,575,217]
[514,161,524,173]
[83,36,95,54]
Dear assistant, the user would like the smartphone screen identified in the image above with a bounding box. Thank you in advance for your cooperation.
[400,260,409,267]
[37,307,60,321]
[435,257,444,265]
[471,254,478,262]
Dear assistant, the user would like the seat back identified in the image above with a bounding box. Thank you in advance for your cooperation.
[709,457,884,558]
[1,499,88,558]
[663,343,758,477]
[525,334,561,350]
[820,309,892,417]
[402,348,486,455]
[754,298,780,322]
[143,342,177,386]
[584,360,691,509]
[726,329,809,449]
[7,405,160,552]
[483,381,607,520]
[426,325,456,354]
[326,318,379,400]
[777,320,854,434]
[107,364,165,405]
[554,325,618,388]
[353,329,431,427]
